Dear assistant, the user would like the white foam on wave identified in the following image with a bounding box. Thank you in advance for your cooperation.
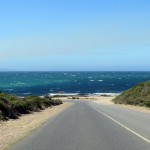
[17,82,26,85]
[23,92,31,95]
[49,93,79,96]
[98,80,103,82]
[89,93,121,96]
[90,80,94,82]
[4,89,14,91]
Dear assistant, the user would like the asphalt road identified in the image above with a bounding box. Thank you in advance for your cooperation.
[9,100,150,150]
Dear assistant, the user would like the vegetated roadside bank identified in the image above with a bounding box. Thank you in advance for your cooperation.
[0,102,72,150]
[0,92,62,121]
[112,80,150,108]
[0,92,72,150]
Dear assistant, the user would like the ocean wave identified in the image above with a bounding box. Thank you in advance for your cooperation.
[3,89,14,91]
[90,80,94,82]
[49,93,80,96]
[17,82,26,85]
[48,92,121,97]
[71,75,76,77]
[98,80,103,82]
[88,93,121,96]
[22,92,31,95]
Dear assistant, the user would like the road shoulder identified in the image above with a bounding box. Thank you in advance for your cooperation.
[0,102,72,150]
[91,96,150,113]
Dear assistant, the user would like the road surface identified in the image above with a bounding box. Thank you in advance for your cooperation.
[9,100,150,150]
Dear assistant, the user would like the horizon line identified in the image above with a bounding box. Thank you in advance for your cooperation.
[0,70,150,72]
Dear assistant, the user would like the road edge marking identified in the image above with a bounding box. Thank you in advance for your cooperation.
[89,103,150,144]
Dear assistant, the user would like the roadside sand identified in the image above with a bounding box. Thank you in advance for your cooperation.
[91,96,115,105]
[0,102,72,150]
[116,103,150,113]
[92,96,150,113]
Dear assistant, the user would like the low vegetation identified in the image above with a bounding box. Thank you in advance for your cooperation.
[112,80,150,108]
[0,93,62,120]
[72,97,79,99]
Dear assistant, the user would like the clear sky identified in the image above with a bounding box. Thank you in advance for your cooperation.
[0,0,150,71]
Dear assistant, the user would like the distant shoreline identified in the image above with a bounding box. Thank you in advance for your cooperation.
[48,92,121,97]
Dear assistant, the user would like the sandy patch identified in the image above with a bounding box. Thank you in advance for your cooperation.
[91,96,150,113]
[55,96,114,102]
[0,102,72,150]
[90,96,115,105]
[116,104,150,113]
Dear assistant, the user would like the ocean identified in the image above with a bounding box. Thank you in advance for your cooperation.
[0,71,150,96]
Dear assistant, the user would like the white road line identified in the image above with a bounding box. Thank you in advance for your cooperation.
[89,103,150,144]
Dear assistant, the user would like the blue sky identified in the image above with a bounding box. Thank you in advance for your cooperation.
[0,0,150,71]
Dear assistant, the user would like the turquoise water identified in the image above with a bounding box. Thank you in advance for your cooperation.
[0,72,150,96]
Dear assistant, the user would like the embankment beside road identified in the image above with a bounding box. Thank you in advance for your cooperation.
[0,93,62,120]
[0,102,72,150]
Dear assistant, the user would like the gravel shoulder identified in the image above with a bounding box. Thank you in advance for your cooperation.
[0,102,72,150]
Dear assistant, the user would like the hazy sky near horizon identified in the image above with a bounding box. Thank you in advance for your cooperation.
[0,0,150,71]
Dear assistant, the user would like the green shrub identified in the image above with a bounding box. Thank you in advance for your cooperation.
[144,100,150,108]
[12,100,29,114]
[0,96,18,119]
[0,93,63,120]
[112,80,150,108]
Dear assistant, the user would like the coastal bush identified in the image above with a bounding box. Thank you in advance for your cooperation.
[72,97,79,99]
[144,100,150,108]
[112,80,150,108]
[12,100,30,114]
[52,99,63,105]
[26,98,42,111]
[0,93,63,120]
[44,95,62,106]
[0,96,18,119]
[0,111,3,120]
[52,95,68,98]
